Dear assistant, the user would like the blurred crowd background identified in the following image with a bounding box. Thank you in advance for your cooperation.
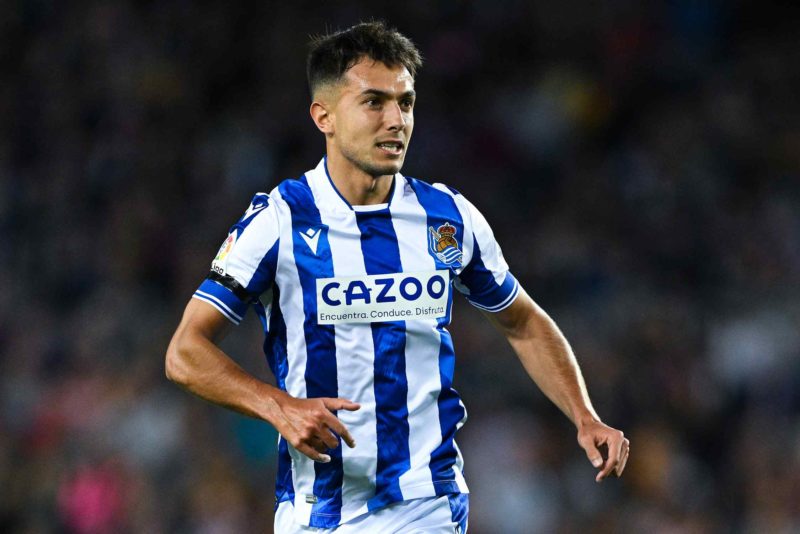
[2,1,799,532]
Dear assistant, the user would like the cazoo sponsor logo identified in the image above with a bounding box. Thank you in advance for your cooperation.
[316,270,449,324]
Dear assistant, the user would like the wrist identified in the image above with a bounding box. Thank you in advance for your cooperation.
[574,410,600,430]
[257,384,290,424]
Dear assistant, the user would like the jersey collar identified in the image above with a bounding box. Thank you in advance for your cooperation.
[306,157,405,213]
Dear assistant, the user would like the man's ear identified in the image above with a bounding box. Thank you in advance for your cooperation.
[310,100,334,137]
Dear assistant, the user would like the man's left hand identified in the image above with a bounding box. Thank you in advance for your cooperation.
[577,419,630,482]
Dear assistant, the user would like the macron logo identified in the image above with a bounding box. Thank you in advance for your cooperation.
[244,203,267,219]
[243,196,269,220]
[299,228,321,255]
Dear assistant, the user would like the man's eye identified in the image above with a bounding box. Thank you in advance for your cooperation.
[365,99,380,107]
[402,99,414,109]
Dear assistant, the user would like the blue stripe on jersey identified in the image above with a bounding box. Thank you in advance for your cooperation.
[405,178,468,493]
[280,177,343,528]
[430,288,464,495]
[194,278,247,323]
[353,208,411,511]
[448,493,469,533]
[256,287,296,509]
[457,238,519,311]
[275,438,294,509]
[245,237,280,296]
[261,287,289,390]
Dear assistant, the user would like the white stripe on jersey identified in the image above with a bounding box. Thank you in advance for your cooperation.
[223,201,280,286]
[316,199,379,523]
[390,180,444,499]
[458,193,510,286]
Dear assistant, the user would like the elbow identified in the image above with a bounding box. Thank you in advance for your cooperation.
[164,348,179,383]
[165,335,192,386]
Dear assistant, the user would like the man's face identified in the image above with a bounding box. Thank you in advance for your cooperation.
[323,59,415,177]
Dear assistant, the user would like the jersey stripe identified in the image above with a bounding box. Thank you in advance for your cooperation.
[245,237,280,295]
[405,178,468,494]
[280,178,343,528]
[390,184,443,500]
[257,287,295,507]
[430,290,466,495]
[354,208,412,511]
[270,187,317,524]
[316,200,378,523]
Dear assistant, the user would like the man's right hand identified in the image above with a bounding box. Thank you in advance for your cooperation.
[273,394,360,463]
[166,299,360,463]
[165,299,361,462]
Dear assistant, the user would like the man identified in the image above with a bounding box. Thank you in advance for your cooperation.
[166,21,629,533]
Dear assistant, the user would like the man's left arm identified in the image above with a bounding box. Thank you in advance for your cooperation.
[483,287,630,482]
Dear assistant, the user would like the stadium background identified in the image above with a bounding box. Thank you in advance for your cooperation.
[2,1,799,532]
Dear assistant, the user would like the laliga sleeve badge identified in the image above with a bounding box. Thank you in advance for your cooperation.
[212,232,237,274]
[428,222,463,267]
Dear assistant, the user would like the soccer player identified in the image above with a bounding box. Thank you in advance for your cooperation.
[166,21,629,533]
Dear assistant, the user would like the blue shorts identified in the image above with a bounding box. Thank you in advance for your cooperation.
[274,494,469,533]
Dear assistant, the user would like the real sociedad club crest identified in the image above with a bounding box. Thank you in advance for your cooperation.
[428,222,463,267]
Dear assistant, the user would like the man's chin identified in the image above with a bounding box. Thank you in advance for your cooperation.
[362,160,404,178]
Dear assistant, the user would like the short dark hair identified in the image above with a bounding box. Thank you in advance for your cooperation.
[307,21,423,97]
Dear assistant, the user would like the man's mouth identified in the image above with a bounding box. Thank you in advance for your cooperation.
[376,141,404,155]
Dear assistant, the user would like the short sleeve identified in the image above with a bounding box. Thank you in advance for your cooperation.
[453,196,519,312]
[192,193,280,324]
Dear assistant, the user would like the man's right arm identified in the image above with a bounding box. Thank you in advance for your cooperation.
[165,298,359,462]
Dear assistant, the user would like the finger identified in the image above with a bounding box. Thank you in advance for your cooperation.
[597,436,624,482]
[596,461,616,482]
[317,429,339,451]
[322,397,361,412]
[615,443,628,476]
[308,429,339,454]
[579,435,604,469]
[616,451,628,477]
[615,440,630,476]
[296,442,331,463]
[321,411,357,449]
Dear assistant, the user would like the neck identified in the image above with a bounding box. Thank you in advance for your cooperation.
[325,151,394,206]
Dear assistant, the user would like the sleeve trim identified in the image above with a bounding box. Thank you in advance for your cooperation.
[192,290,243,324]
[467,276,520,313]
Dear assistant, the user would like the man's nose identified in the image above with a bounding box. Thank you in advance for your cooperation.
[385,102,406,131]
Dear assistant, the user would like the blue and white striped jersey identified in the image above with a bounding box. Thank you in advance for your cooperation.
[193,158,519,528]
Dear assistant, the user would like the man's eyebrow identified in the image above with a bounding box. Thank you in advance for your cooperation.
[359,89,417,99]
